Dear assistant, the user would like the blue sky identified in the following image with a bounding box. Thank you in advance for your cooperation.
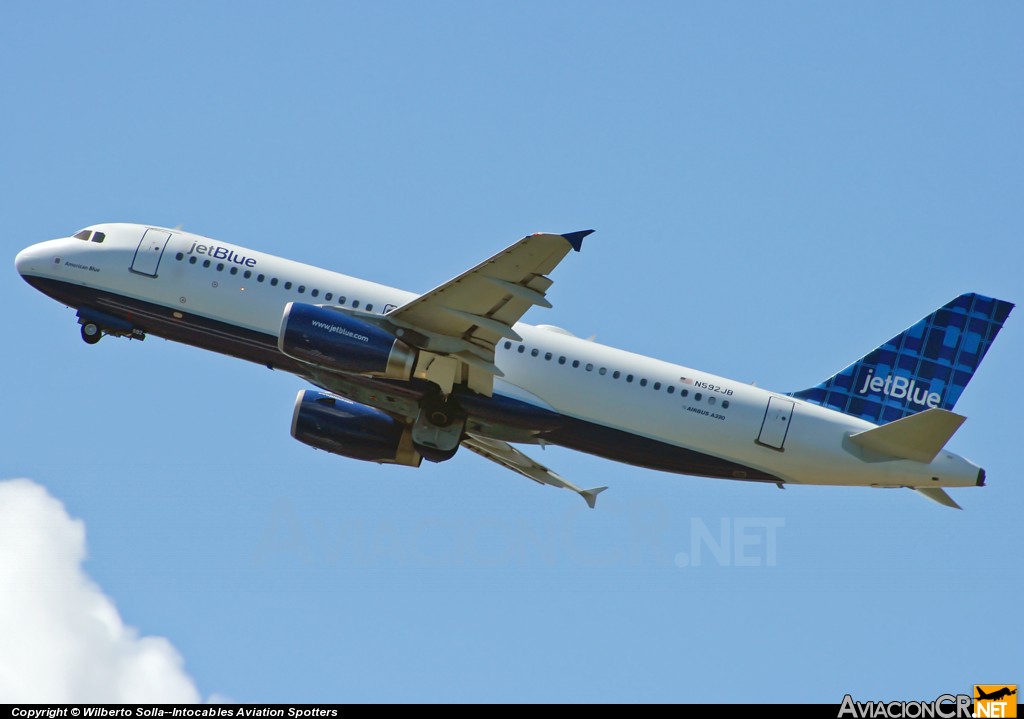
[2,1,1021,703]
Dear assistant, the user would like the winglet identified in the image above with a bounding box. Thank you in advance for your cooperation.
[561,230,594,252]
[580,486,608,509]
[914,487,962,510]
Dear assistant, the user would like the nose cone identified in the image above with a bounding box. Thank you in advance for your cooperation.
[15,246,37,276]
[15,242,55,277]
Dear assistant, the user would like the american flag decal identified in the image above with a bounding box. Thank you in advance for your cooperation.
[680,377,694,385]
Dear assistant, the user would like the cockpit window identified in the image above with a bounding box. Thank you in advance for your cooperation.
[72,230,105,243]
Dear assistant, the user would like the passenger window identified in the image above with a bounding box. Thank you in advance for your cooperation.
[352,300,360,308]
[599,367,607,375]
[558,356,566,365]
[503,341,512,349]
[270,278,278,286]
[189,256,197,265]
[230,266,238,275]
[366,304,374,312]
[337,296,346,304]
[284,281,293,290]
[572,360,580,368]
[311,289,319,298]
[517,345,525,353]
[654,382,661,390]
[175,252,184,261]
[531,349,539,357]
[325,292,332,301]
[244,270,252,279]
[626,375,634,383]
[257,274,265,282]
[681,389,689,397]
[708,396,716,405]
[203,260,211,268]
[216,263,224,271]
[613,370,621,379]
[722,400,730,409]
[585,363,593,371]
[640,379,648,387]
[91,232,105,243]
[298,285,306,294]
[695,393,702,401]
[667,386,675,394]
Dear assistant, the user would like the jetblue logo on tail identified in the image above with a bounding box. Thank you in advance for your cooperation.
[857,369,941,409]
[791,293,1013,425]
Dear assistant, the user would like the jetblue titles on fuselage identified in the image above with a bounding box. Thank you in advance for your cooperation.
[187,241,257,268]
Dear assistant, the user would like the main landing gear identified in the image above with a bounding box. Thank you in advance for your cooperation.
[411,390,467,463]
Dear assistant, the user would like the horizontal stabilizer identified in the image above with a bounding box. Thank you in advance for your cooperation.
[914,487,962,510]
[849,408,966,463]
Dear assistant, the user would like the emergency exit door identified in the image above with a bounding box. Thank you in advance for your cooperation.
[130,229,171,277]
[757,397,794,450]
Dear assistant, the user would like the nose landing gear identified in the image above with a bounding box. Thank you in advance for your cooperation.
[81,322,102,344]
[75,308,144,346]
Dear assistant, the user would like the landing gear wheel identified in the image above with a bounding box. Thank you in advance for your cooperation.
[415,440,462,463]
[81,322,102,344]
[428,406,455,427]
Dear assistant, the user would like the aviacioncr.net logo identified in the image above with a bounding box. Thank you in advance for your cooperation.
[838,694,972,718]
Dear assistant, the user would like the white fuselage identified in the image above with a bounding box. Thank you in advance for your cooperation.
[15,223,983,490]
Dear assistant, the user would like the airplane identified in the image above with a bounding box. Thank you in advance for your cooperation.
[14,223,1014,509]
[976,687,1017,702]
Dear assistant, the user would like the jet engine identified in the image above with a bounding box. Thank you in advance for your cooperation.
[278,302,416,380]
[290,390,421,467]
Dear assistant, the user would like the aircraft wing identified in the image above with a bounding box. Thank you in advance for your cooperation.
[385,230,592,395]
[462,434,607,508]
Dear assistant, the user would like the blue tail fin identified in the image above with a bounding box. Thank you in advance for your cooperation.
[791,293,1013,424]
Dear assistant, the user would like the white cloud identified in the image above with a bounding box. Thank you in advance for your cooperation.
[0,478,202,703]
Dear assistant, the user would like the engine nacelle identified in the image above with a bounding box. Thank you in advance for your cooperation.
[290,390,422,467]
[278,302,416,380]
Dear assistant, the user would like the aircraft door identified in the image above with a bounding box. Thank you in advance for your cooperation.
[757,397,794,450]
[130,229,172,277]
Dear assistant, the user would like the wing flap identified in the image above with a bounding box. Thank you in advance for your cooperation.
[478,275,553,308]
[434,306,524,342]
